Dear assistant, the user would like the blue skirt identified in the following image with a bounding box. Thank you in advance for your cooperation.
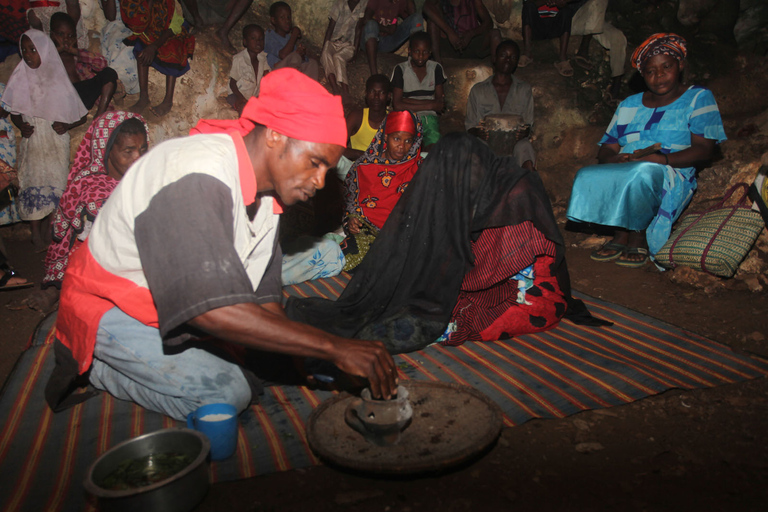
[567,161,665,231]
[567,160,698,257]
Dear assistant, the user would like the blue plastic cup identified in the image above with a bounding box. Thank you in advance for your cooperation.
[186,403,238,461]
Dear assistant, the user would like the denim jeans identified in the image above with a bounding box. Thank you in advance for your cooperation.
[90,307,252,420]
[360,12,424,52]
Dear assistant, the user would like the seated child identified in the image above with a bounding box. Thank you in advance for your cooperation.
[345,73,391,161]
[51,12,118,118]
[99,0,141,95]
[361,0,424,76]
[0,89,21,227]
[320,0,368,99]
[228,24,271,114]
[27,0,89,50]
[265,1,319,81]
[120,0,196,117]
[342,110,423,271]
[4,29,88,251]
[391,32,445,149]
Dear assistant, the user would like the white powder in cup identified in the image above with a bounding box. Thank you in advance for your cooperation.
[200,413,233,422]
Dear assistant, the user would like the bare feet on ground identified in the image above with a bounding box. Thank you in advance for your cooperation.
[150,100,173,117]
[213,28,236,54]
[129,97,150,114]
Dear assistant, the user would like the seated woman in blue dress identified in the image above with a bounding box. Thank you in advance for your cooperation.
[566,33,726,267]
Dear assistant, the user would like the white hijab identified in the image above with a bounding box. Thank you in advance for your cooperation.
[1,29,87,124]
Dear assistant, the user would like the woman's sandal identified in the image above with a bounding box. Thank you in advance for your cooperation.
[554,60,574,77]
[615,247,649,268]
[573,55,593,70]
[590,241,627,262]
[0,268,34,291]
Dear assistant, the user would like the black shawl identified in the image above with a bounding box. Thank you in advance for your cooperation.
[286,133,604,353]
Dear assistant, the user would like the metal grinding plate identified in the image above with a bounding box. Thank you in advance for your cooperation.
[306,381,503,475]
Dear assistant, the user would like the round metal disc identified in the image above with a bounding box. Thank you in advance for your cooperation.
[306,381,503,475]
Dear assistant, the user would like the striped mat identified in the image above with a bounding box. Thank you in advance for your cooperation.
[2,274,767,512]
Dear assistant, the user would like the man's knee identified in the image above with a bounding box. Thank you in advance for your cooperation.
[361,19,379,46]
[215,370,252,413]
[101,66,118,84]
[281,52,303,68]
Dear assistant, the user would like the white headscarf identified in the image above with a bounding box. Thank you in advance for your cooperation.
[1,29,87,124]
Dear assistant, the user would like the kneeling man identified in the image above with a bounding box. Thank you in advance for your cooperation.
[47,69,397,419]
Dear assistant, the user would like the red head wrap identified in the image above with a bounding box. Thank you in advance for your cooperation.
[384,111,417,136]
[631,33,687,71]
[192,68,347,146]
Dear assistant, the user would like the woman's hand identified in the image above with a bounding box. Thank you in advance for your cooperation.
[347,217,363,235]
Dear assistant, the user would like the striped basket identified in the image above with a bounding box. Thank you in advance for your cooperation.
[656,183,765,277]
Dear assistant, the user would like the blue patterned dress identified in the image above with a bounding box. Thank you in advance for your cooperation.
[0,83,21,226]
[566,86,727,256]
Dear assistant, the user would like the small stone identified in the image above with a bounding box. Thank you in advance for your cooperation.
[572,418,590,431]
[575,442,604,453]
[579,235,608,250]
[749,331,765,342]
[592,409,619,418]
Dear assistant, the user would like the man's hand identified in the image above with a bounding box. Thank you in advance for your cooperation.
[434,95,446,114]
[330,338,398,399]
[468,122,489,141]
[291,26,302,39]
[52,121,70,135]
[516,124,531,141]
[458,32,472,50]
[137,43,158,66]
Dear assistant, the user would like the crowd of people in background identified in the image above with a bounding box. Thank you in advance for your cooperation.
[0,1,725,313]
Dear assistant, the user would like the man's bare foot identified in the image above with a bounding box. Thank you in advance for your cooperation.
[23,287,60,312]
[129,97,150,114]
[150,100,173,117]
[213,27,236,54]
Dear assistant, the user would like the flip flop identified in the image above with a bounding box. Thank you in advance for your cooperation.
[554,60,574,77]
[518,55,533,68]
[590,241,627,262]
[615,247,649,268]
[0,268,34,291]
[573,55,593,70]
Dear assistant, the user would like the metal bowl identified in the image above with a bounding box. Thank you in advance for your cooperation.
[83,428,210,512]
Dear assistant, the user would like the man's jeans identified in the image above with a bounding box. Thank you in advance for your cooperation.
[90,307,252,420]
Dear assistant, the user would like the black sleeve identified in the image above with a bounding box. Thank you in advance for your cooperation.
[391,65,405,90]
[435,63,447,86]
[254,229,283,304]
[135,174,261,337]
